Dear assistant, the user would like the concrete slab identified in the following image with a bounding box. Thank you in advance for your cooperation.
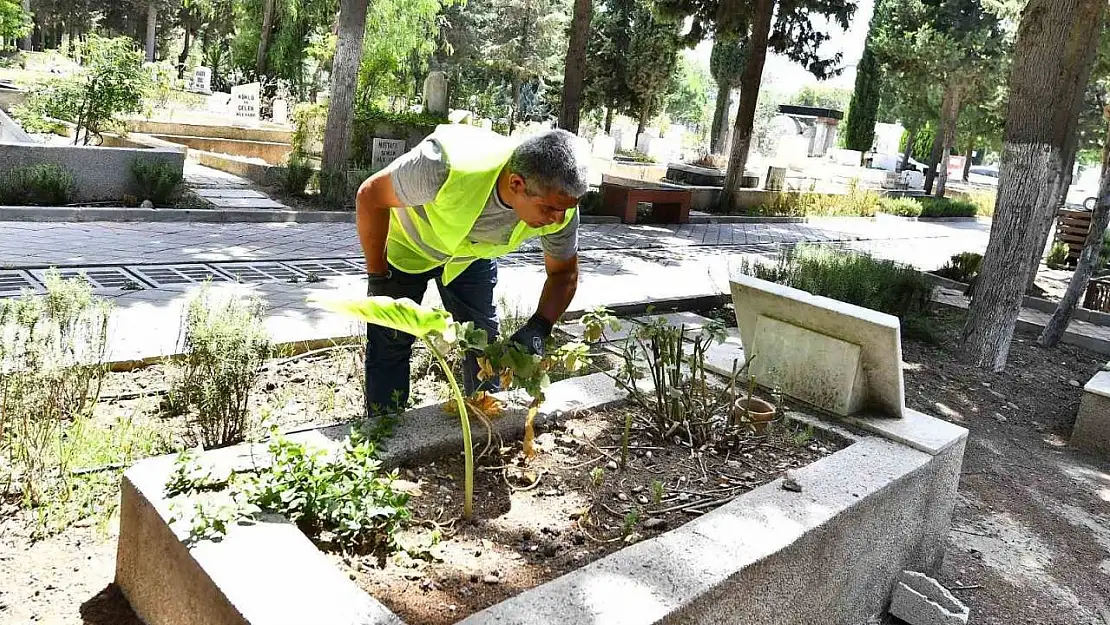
[730,274,905,417]
[1072,371,1110,455]
[889,570,970,625]
[701,328,746,377]
[844,407,967,456]
[205,197,288,209]
[193,188,270,199]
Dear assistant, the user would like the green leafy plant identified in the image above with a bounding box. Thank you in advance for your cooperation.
[167,289,272,448]
[622,508,640,536]
[590,466,605,487]
[278,150,315,197]
[792,424,816,447]
[934,251,983,283]
[131,159,183,206]
[651,479,665,505]
[0,270,110,508]
[0,164,75,206]
[579,307,622,342]
[319,296,479,518]
[1047,241,1070,270]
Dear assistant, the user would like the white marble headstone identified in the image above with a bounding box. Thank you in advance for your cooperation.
[231,83,261,127]
[189,67,212,94]
[271,98,289,125]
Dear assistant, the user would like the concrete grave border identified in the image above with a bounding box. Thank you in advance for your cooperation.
[116,369,966,625]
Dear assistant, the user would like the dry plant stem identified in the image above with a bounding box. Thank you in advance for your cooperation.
[427,339,474,520]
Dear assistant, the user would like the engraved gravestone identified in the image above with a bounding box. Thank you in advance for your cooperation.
[371,138,407,171]
[230,83,261,127]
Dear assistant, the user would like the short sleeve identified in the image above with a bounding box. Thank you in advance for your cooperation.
[383,139,449,207]
[540,210,580,260]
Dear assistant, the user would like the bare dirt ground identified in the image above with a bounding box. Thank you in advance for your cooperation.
[904,309,1110,625]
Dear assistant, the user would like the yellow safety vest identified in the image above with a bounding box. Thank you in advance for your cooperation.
[386,124,577,284]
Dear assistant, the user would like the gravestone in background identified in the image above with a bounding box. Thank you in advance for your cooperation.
[423,71,448,116]
[272,98,289,125]
[371,138,407,171]
[231,83,261,127]
[189,67,212,94]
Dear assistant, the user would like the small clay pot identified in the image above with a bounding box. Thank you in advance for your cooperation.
[733,397,778,432]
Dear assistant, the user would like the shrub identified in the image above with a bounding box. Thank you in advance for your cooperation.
[1046,241,1070,270]
[0,270,111,506]
[738,244,937,340]
[131,159,183,206]
[965,190,995,217]
[934,252,983,283]
[756,179,879,217]
[278,151,315,197]
[0,163,75,206]
[615,149,656,164]
[918,197,978,218]
[877,197,922,217]
[577,189,602,215]
[167,289,272,448]
[291,102,445,165]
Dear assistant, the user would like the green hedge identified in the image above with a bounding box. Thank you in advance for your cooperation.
[917,197,978,218]
[292,102,446,169]
[738,244,938,340]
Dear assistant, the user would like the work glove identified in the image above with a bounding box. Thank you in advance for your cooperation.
[366,271,399,298]
[509,314,554,357]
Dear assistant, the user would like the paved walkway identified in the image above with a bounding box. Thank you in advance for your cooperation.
[185,162,289,210]
[0,215,998,363]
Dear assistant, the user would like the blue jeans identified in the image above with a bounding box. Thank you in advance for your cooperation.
[365,259,500,416]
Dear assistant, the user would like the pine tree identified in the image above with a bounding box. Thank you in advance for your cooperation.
[844,45,880,152]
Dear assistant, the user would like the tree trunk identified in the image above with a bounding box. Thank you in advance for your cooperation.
[635,99,651,148]
[710,81,731,155]
[558,0,591,133]
[144,0,156,62]
[719,0,773,212]
[177,27,192,78]
[961,0,1106,372]
[509,77,522,135]
[1025,126,1084,290]
[933,82,962,198]
[256,0,275,77]
[604,106,614,133]
[319,0,371,204]
[901,128,916,172]
[19,0,31,51]
[1038,120,1110,347]
[962,142,973,181]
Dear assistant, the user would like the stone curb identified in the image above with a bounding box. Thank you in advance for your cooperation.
[0,207,624,224]
[687,215,808,224]
[874,212,988,223]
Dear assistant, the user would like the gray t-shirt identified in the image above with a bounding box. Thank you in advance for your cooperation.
[384,138,579,260]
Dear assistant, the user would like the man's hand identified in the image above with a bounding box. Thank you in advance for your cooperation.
[366,271,398,298]
[509,313,554,356]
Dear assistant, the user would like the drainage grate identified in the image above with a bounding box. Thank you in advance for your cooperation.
[127,264,232,287]
[285,259,363,278]
[0,270,41,297]
[217,262,306,283]
[29,267,146,290]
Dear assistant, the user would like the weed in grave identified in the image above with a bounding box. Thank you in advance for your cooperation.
[651,479,665,505]
[131,159,183,206]
[589,466,604,488]
[166,287,272,448]
[496,295,529,338]
[791,424,815,447]
[0,270,111,513]
[621,508,640,536]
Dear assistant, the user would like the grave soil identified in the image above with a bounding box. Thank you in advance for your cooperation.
[338,402,843,625]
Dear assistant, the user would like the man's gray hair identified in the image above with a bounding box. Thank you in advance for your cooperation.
[507,129,590,198]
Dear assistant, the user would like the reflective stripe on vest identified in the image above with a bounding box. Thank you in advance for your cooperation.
[385,124,576,285]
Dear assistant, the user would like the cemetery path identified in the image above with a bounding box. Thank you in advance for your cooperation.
[903,310,1110,625]
[0,216,991,364]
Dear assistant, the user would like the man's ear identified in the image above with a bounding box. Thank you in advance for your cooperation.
[508,173,528,194]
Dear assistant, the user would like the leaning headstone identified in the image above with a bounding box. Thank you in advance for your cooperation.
[230,83,261,127]
[271,98,289,125]
[730,273,905,418]
[188,66,212,94]
[371,137,407,171]
[423,71,448,116]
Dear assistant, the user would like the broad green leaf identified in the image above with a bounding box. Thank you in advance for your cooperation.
[314,296,454,339]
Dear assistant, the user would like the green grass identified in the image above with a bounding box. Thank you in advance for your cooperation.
[738,244,939,340]
[917,197,978,218]
[752,180,880,217]
[877,197,922,217]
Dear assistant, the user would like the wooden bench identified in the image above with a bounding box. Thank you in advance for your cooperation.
[599,180,692,224]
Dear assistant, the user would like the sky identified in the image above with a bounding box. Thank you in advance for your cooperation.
[687,0,876,93]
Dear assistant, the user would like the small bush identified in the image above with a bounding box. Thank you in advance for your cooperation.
[131,159,183,206]
[1046,241,1070,270]
[934,252,983,283]
[168,289,272,448]
[754,179,879,217]
[577,189,602,215]
[877,197,922,217]
[0,164,75,206]
[0,271,111,506]
[615,149,656,164]
[918,197,978,218]
[738,244,938,340]
[965,190,995,217]
[278,151,315,197]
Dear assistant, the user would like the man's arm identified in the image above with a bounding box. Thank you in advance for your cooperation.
[536,252,579,324]
[355,172,403,274]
